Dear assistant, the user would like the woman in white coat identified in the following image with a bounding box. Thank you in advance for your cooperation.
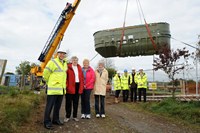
[93,60,108,118]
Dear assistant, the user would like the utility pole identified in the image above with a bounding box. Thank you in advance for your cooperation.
[196,35,200,96]
[183,63,185,95]
[196,54,198,96]
[153,55,155,82]
[152,55,155,97]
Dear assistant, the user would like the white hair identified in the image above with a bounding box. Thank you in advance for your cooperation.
[70,56,78,62]
[98,60,105,67]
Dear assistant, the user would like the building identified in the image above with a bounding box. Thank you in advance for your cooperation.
[1,73,19,86]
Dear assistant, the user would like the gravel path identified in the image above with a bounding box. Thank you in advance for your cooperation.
[19,95,200,133]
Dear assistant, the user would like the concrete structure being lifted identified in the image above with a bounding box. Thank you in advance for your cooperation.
[94,22,171,57]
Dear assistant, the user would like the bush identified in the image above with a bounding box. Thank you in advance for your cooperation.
[0,86,20,96]
[0,86,33,97]
[8,88,20,97]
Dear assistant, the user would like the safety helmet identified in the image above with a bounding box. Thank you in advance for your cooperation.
[139,68,143,71]
[124,69,128,72]
[117,71,120,74]
[57,48,66,54]
[132,67,135,70]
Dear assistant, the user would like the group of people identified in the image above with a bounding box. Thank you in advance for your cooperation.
[43,49,108,130]
[113,67,148,103]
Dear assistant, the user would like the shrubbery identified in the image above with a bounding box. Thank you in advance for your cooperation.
[142,98,200,125]
[0,86,45,133]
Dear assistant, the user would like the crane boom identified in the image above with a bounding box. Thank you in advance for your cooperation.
[30,0,81,90]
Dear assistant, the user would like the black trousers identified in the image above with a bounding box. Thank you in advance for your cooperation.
[115,90,121,98]
[130,87,137,102]
[81,89,92,115]
[94,95,105,115]
[138,88,146,102]
[122,90,129,102]
[65,83,80,118]
[44,95,63,124]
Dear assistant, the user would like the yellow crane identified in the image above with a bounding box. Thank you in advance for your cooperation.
[30,0,81,89]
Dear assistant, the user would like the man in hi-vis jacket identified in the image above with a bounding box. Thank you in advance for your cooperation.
[43,49,67,129]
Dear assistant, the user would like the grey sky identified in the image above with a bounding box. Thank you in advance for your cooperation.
[0,0,199,81]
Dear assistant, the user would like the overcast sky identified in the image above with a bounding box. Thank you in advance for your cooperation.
[0,0,200,81]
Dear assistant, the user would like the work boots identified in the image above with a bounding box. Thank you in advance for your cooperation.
[115,98,119,103]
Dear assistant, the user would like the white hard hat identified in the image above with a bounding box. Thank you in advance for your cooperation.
[139,68,143,70]
[117,71,120,73]
[132,67,135,70]
[57,48,66,54]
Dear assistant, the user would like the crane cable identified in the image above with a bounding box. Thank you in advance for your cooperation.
[118,0,129,56]
[90,1,129,61]
[136,0,157,51]
[171,37,199,50]
[90,53,99,62]
[136,0,143,24]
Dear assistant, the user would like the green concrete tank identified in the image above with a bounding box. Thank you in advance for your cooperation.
[94,22,171,57]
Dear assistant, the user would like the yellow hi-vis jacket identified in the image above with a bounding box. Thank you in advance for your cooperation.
[43,57,67,95]
[121,74,132,90]
[135,72,147,89]
[113,74,122,90]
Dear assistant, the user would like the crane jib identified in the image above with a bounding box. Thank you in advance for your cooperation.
[30,0,81,90]
[38,3,73,62]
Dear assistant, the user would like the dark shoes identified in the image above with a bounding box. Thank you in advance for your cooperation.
[44,121,63,130]
[52,120,64,125]
[44,123,54,130]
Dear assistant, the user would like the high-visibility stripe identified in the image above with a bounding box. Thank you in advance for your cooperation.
[54,69,63,72]
[48,87,63,91]
[52,59,62,70]
[52,59,64,72]
[45,67,53,73]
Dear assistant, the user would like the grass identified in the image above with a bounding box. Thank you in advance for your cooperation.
[140,98,200,125]
[0,86,19,95]
[0,86,45,133]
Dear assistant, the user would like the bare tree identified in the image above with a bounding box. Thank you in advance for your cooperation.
[96,58,115,69]
[104,58,115,68]
[195,40,200,62]
[197,36,200,60]
[153,46,190,97]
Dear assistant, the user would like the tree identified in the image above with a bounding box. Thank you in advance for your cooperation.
[102,58,115,82]
[16,61,31,75]
[153,46,190,97]
[191,48,200,64]
[197,37,200,60]
[106,67,116,82]
[104,58,115,68]
[16,61,31,89]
